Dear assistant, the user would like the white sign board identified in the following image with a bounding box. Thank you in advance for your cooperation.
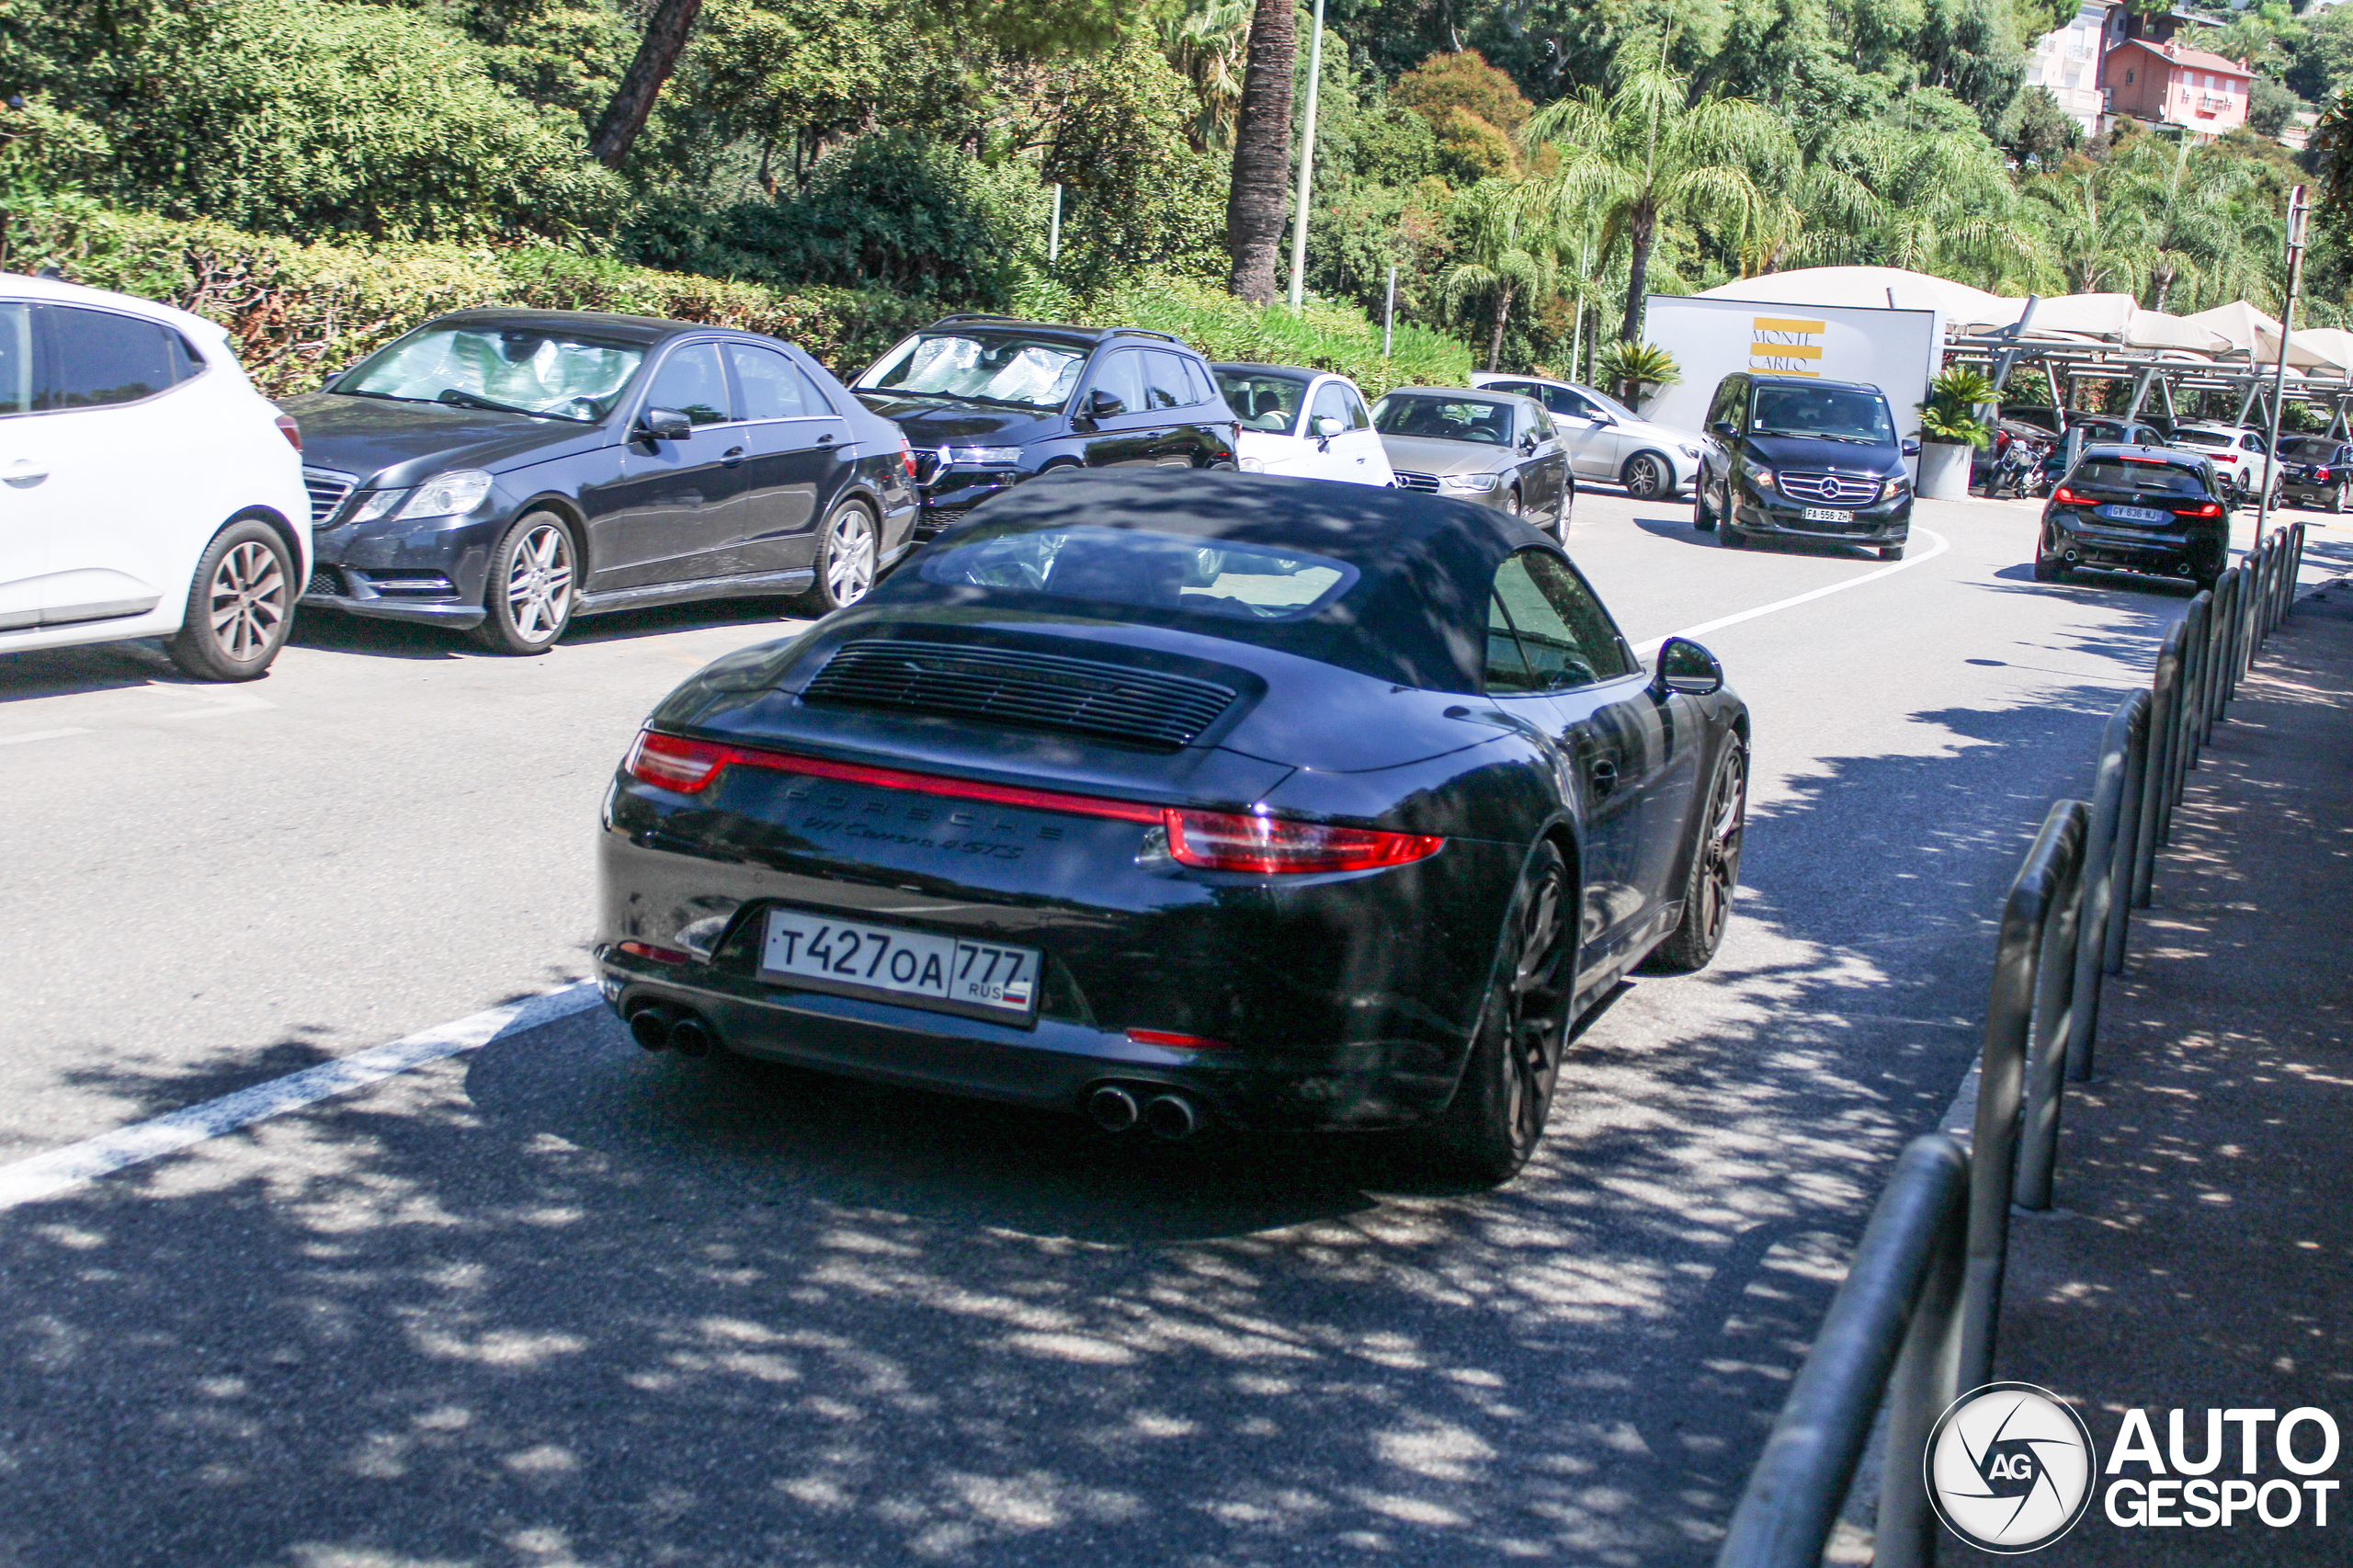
[1638,293,1943,471]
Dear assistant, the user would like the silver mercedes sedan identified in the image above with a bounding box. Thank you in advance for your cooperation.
[1472,373,1704,501]
[1370,387,1574,539]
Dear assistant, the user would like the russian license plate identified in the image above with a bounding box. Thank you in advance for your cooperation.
[2104,505,2168,524]
[760,908,1040,1021]
[1802,506,1854,524]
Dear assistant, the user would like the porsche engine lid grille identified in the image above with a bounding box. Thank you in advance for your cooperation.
[803,640,1237,750]
[1392,471,1440,493]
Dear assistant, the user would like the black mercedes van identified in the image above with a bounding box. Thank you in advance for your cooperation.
[1693,372,1919,561]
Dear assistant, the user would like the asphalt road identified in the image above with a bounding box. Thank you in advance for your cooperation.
[0,489,2341,1566]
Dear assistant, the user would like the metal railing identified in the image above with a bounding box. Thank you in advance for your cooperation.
[1717,521,2306,1567]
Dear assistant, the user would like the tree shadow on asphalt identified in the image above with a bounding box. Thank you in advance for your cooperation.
[0,578,2198,1567]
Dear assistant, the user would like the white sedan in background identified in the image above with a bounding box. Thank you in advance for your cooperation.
[1472,371,1704,500]
[1212,363,1396,487]
[0,273,309,679]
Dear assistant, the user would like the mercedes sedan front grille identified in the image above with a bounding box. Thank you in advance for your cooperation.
[1777,472,1881,506]
[804,640,1238,750]
[301,467,358,526]
[1392,471,1439,493]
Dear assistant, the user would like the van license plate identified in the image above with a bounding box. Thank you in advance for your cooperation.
[760,909,1039,1020]
[1802,506,1854,524]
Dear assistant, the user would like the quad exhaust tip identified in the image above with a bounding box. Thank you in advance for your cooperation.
[626,1002,716,1057]
[1087,1085,1140,1132]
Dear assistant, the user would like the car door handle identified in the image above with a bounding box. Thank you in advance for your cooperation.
[1589,757,1620,796]
[721,446,745,469]
[2,459,47,489]
[817,431,835,445]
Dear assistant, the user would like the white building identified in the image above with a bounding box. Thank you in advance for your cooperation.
[2022,2,2114,137]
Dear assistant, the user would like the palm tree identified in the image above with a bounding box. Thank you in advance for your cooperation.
[2025,169,2155,299]
[1161,0,1253,152]
[1518,53,1792,342]
[1781,116,2046,290]
[2108,136,2262,313]
[1223,0,1296,304]
[1441,179,1560,371]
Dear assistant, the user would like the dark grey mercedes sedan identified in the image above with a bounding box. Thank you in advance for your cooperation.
[288,309,920,653]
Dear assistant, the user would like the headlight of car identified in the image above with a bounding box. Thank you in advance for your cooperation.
[394,469,495,520]
[1238,456,1267,473]
[1745,464,1777,494]
[1439,472,1501,492]
[1880,474,1909,502]
[945,445,1023,467]
[347,490,407,526]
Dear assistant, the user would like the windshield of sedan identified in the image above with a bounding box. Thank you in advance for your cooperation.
[1578,385,1640,422]
[1214,370,1308,432]
[337,326,643,422]
[919,525,1358,622]
[855,331,1088,412]
[1747,386,1897,444]
[1372,395,1514,445]
[2070,459,2208,494]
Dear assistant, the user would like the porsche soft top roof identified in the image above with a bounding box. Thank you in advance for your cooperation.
[870,466,1563,693]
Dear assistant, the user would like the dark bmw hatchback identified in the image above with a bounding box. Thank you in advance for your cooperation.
[289,309,919,653]
[848,315,1239,535]
[2036,445,2228,591]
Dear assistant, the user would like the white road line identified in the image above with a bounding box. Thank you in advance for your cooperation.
[0,983,600,1211]
[1631,527,1952,655]
[0,728,92,746]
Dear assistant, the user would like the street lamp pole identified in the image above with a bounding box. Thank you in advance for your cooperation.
[2257,183,2309,541]
[1286,0,1324,311]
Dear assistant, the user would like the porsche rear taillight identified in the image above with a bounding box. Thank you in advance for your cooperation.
[620,731,1445,874]
[1164,807,1443,874]
[625,731,733,791]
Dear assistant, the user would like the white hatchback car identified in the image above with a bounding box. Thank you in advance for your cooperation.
[0,275,309,680]
[1211,363,1396,487]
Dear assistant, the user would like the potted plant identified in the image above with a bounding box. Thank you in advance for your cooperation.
[1915,366,1997,501]
[1596,340,1681,412]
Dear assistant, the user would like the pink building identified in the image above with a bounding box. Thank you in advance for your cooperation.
[2101,38,2253,136]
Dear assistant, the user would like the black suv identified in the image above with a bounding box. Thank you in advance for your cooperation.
[847,315,1239,534]
[1694,372,1918,560]
[2037,444,2229,592]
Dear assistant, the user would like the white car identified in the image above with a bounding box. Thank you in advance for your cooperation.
[0,275,308,680]
[2165,424,2278,500]
[1211,364,1396,486]
[1471,372,1704,499]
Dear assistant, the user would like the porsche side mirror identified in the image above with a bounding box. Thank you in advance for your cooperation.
[1902,437,1922,457]
[1652,635,1724,698]
[640,406,693,442]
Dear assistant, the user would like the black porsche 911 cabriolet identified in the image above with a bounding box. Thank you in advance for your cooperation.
[595,468,1748,1182]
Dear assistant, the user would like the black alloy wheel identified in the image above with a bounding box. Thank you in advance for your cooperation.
[166,519,294,682]
[1646,743,1747,973]
[801,499,879,616]
[1693,482,1718,532]
[1411,839,1575,1185]
[1621,451,1669,500]
[2033,552,2070,583]
[472,511,576,655]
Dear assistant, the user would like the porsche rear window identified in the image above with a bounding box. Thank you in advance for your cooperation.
[2071,460,2205,494]
[919,526,1358,622]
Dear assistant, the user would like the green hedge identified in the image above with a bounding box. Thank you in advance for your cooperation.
[1,199,1468,403]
